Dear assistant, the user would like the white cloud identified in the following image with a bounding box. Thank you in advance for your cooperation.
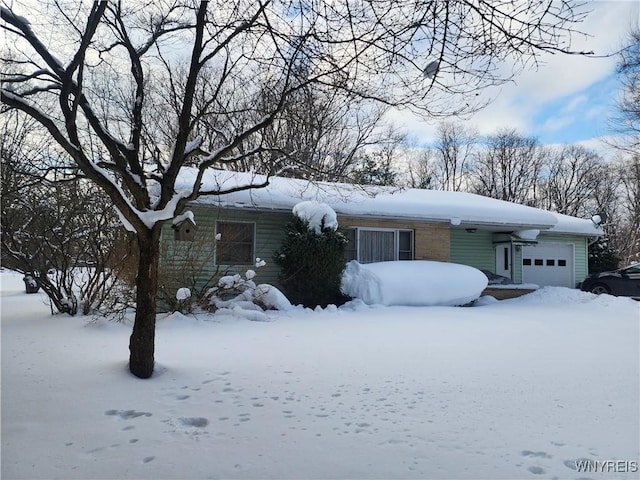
[386,1,639,146]
[562,95,588,114]
[541,115,575,133]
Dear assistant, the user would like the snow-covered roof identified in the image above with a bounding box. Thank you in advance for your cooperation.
[177,168,602,236]
[548,212,603,236]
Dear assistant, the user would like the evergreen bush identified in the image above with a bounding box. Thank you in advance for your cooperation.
[588,236,620,273]
[274,215,349,308]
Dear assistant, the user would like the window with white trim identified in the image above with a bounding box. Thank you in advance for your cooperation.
[343,227,414,263]
[215,221,255,265]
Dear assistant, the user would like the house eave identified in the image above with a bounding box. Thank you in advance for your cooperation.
[191,200,560,232]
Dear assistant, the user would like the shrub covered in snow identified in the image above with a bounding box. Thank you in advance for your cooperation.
[174,287,192,313]
[274,202,349,308]
[204,260,292,321]
[292,201,338,235]
[341,260,488,306]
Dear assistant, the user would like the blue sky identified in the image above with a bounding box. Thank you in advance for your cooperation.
[530,73,621,145]
[388,1,639,156]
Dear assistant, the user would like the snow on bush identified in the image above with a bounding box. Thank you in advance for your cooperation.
[176,288,191,301]
[341,260,488,306]
[253,284,292,310]
[204,259,292,320]
[274,205,347,307]
[292,200,338,235]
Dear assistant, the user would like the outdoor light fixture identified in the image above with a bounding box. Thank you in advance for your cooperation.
[465,228,477,233]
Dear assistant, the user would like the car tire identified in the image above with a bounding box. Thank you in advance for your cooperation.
[590,283,611,295]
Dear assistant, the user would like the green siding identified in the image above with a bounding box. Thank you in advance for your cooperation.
[160,206,290,302]
[513,247,523,284]
[160,207,592,303]
[450,229,495,272]
[451,230,590,286]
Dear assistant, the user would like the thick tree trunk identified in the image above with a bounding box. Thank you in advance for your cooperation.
[129,228,161,379]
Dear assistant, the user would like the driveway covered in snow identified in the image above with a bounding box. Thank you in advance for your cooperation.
[1,272,639,479]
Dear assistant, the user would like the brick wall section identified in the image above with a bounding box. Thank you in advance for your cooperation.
[339,216,451,262]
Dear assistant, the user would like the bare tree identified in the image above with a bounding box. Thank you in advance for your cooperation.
[431,121,478,191]
[606,27,640,265]
[1,0,592,378]
[405,147,437,189]
[254,67,390,181]
[610,28,640,154]
[539,145,608,217]
[1,139,134,316]
[614,156,640,264]
[350,125,405,186]
[470,129,546,205]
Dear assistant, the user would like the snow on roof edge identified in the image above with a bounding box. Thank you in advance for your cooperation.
[179,168,600,237]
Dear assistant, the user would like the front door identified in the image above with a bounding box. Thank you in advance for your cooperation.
[495,244,511,279]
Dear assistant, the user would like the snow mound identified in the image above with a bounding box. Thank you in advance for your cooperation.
[341,260,488,306]
[505,286,640,309]
[215,306,271,322]
[293,200,338,235]
[253,284,293,311]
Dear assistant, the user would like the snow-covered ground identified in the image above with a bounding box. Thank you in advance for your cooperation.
[2,270,639,479]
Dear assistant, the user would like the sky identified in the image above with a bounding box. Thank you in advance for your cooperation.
[387,1,640,154]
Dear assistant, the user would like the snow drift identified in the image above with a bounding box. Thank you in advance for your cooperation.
[341,260,488,306]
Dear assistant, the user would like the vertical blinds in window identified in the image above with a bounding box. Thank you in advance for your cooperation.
[359,230,395,263]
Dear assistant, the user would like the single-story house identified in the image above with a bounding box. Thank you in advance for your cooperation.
[160,168,603,297]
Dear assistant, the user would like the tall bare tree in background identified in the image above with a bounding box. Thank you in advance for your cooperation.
[470,129,546,205]
[612,28,640,264]
[255,66,392,181]
[613,156,640,264]
[1,0,592,378]
[431,121,478,191]
[539,145,609,217]
[611,28,640,155]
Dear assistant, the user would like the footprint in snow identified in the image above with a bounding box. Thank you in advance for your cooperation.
[527,466,545,475]
[521,450,552,459]
[105,409,152,420]
[179,417,209,428]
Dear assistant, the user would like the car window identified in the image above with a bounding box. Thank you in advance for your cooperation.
[623,264,640,274]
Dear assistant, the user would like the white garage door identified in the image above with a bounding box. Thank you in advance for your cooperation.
[521,243,574,288]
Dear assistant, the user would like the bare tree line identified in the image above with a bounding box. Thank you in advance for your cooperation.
[402,121,639,265]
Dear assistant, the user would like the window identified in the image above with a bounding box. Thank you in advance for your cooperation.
[523,258,532,266]
[215,221,255,265]
[558,259,567,267]
[344,228,414,263]
[546,259,555,266]
[398,230,413,260]
[360,230,395,263]
[534,259,543,266]
[343,228,357,262]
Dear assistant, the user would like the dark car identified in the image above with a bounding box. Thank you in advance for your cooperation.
[580,263,640,298]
